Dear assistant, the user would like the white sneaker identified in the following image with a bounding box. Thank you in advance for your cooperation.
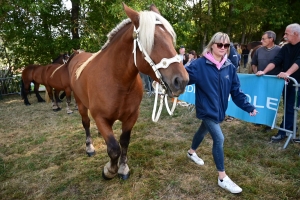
[218,176,242,193]
[187,151,204,165]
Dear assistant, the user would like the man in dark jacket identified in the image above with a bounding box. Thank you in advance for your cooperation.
[256,23,300,142]
[228,42,240,70]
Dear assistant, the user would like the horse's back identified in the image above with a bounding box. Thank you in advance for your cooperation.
[44,63,66,89]
[22,64,41,82]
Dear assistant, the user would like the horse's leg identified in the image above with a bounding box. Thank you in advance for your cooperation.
[74,97,78,110]
[65,89,73,114]
[92,116,120,180]
[75,99,96,156]
[118,111,139,180]
[46,86,60,111]
[34,83,45,102]
[59,91,66,100]
[55,90,63,103]
[54,89,62,108]
[21,79,31,105]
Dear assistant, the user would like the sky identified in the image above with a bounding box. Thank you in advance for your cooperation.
[64,0,71,9]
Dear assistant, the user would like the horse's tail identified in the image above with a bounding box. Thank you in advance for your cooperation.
[45,90,51,103]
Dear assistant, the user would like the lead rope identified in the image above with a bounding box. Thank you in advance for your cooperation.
[151,81,178,122]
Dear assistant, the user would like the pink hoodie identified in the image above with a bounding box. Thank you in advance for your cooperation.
[204,52,227,70]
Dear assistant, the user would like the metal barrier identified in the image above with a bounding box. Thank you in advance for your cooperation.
[273,77,299,149]
[0,76,21,99]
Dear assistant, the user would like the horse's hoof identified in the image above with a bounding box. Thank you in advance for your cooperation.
[86,151,96,157]
[53,107,61,112]
[102,170,113,180]
[25,103,31,106]
[118,172,130,180]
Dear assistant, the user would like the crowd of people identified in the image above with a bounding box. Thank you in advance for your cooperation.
[139,23,300,194]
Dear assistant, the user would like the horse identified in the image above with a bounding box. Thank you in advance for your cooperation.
[67,3,189,180]
[46,49,83,113]
[21,53,69,105]
[244,41,263,73]
[247,45,262,74]
[52,53,70,64]
[247,41,262,51]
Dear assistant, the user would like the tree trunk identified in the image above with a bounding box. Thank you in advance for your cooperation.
[71,0,80,49]
[226,0,234,36]
[203,0,211,50]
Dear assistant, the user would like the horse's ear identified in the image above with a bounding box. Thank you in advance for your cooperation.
[122,3,139,28]
[149,4,161,15]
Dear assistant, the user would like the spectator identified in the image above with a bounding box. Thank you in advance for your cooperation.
[183,54,188,65]
[228,42,240,69]
[178,45,187,65]
[251,31,281,131]
[242,45,249,68]
[184,50,197,67]
[256,23,300,142]
[139,73,153,94]
[252,31,281,74]
[185,32,258,194]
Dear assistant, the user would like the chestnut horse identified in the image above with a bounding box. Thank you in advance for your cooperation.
[67,3,189,180]
[46,49,83,113]
[21,53,69,105]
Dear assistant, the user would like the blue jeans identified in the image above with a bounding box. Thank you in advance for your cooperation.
[191,118,225,171]
[278,85,299,136]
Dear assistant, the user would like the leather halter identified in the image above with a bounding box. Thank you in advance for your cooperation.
[132,21,181,91]
[132,21,180,122]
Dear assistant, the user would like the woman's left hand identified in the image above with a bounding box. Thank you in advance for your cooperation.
[250,109,258,116]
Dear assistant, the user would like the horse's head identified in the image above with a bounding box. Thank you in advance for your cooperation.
[123,3,189,97]
[247,41,262,51]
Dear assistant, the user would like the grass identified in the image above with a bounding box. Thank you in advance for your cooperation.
[1,84,300,199]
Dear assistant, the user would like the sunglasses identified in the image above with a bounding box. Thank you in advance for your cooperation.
[215,43,230,49]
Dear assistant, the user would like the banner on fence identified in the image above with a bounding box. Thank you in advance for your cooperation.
[178,74,285,127]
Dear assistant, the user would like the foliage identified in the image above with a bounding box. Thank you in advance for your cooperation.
[0,0,299,75]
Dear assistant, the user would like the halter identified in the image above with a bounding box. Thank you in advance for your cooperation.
[132,21,181,122]
[63,54,70,64]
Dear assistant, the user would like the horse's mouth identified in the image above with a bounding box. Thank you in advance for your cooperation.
[164,82,178,98]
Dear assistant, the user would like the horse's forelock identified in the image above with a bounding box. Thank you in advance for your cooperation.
[139,11,176,55]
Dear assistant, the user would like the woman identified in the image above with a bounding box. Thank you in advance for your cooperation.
[184,50,197,67]
[185,32,258,194]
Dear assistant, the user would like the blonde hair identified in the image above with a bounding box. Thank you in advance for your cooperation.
[202,32,231,55]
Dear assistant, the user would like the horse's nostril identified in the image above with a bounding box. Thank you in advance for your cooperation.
[174,77,180,89]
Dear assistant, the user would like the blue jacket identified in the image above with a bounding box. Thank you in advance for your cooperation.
[186,57,255,123]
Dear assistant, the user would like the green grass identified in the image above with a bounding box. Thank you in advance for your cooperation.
[1,92,300,199]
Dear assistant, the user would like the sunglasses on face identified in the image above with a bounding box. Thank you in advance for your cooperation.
[215,43,230,49]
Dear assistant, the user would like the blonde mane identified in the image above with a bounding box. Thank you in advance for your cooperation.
[138,11,176,55]
[75,51,101,79]
[76,10,176,79]
[50,64,64,78]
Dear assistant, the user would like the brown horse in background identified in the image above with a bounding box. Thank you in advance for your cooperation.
[47,49,83,113]
[246,41,262,73]
[21,53,69,105]
[67,3,189,180]
[247,45,262,74]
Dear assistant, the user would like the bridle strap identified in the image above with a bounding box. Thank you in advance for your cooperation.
[132,22,179,122]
